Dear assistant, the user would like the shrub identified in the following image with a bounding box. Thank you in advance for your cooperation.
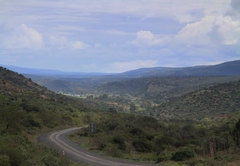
[171,149,194,161]
[105,144,123,158]
[25,105,42,112]
[0,155,10,166]
[157,151,172,162]
[132,139,152,152]
[42,155,60,166]
[112,135,126,150]
[27,118,42,128]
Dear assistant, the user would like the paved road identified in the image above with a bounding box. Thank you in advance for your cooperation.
[38,127,159,166]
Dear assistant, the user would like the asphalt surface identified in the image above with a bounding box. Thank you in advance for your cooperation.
[38,127,159,166]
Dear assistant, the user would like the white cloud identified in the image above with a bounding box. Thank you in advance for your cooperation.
[111,60,158,72]
[106,30,133,36]
[1,0,230,26]
[174,14,240,46]
[0,0,239,72]
[71,0,230,23]
[174,16,214,46]
[214,16,240,45]
[130,31,171,47]
[49,36,68,48]
[1,24,43,49]
[49,36,89,50]
[69,41,89,50]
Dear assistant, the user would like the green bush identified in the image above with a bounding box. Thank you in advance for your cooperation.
[42,155,60,166]
[25,105,42,112]
[112,135,126,150]
[0,155,10,166]
[171,149,194,161]
[105,144,123,158]
[30,119,42,128]
[5,148,25,166]
[157,151,172,162]
[132,139,152,152]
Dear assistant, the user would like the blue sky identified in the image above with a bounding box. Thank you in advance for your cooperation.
[0,0,240,73]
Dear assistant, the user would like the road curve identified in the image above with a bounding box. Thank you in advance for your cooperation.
[38,127,159,166]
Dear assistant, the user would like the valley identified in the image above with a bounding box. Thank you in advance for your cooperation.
[1,60,240,165]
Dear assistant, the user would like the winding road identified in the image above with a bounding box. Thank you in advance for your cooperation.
[38,127,158,166]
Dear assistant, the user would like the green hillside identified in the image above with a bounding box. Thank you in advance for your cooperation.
[2,66,240,165]
[152,80,240,120]
[23,60,240,96]
[0,67,96,165]
[98,76,240,103]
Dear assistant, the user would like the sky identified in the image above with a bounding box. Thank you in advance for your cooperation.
[0,0,240,73]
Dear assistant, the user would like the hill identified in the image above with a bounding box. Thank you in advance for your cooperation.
[120,60,240,77]
[2,66,240,165]
[2,65,108,76]
[16,60,240,96]
[97,76,240,103]
[151,80,240,120]
[29,75,131,94]
[0,66,55,97]
[0,66,97,165]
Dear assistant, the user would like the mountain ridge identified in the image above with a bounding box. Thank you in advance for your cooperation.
[119,60,240,77]
[2,59,240,77]
[1,65,107,77]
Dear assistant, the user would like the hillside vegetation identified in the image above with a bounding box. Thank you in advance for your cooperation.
[2,62,240,165]
[25,60,240,96]
[152,80,240,120]
[97,76,240,102]
[71,112,240,166]
[69,76,240,165]
[0,67,97,165]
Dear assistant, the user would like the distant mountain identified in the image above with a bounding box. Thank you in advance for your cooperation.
[96,60,240,98]
[2,60,240,78]
[1,65,107,77]
[120,67,169,76]
[4,60,239,95]
[119,60,240,77]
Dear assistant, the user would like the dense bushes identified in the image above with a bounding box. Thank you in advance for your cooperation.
[0,135,71,166]
[132,139,152,152]
[171,148,195,161]
[0,155,10,166]
[112,135,126,150]
[75,113,240,164]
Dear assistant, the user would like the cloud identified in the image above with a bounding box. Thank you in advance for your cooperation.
[213,16,240,45]
[111,60,158,72]
[2,0,229,26]
[1,24,43,49]
[106,30,133,36]
[1,0,239,73]
[70,41,89,49]
[130,31,171,47]
[174,16,214,46]
[174,14,240,46]
[49,36,89,50]
[49,36,68,48]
